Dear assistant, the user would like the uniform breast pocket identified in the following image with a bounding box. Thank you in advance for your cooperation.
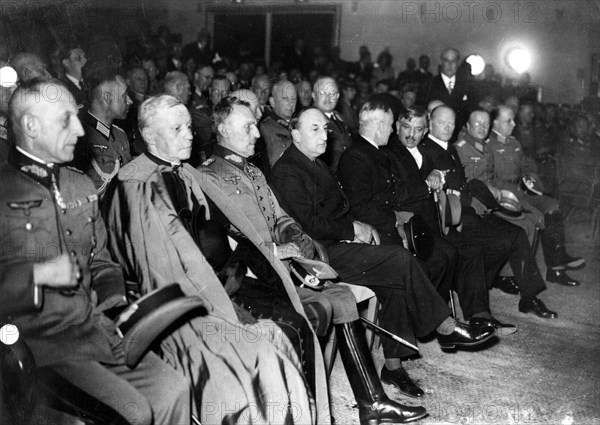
[1,208,58,263]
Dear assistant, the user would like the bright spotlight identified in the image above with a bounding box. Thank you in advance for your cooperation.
[0,66,18,88]
[466,55,485,76]
[506,48,531,74]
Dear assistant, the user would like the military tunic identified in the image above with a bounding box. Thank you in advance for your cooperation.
[259,111,293,167]
[454,129,494,183]
[0,146,190,425]
[83,111,132,196]
[488,130,558,216]
[200,145,359,326]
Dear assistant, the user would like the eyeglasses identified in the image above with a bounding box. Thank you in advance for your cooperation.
[319,91,339,99]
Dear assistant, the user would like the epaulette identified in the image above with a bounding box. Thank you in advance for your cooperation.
[113,124,126,134]
[331,110,344,121]
[202,157,215,166]
[456,140,466,147]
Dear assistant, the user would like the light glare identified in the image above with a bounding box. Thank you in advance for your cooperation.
[507,48,531,74]
[466,55,485,76]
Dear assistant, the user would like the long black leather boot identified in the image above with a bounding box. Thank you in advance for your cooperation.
[335,321,427,425]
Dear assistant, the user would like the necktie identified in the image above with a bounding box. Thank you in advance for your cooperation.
[447,80,454,94]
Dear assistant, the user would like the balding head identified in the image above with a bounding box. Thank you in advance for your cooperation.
[163,71,191,104]
[270,81,297,121]
[11,53,50,83]
[9,77,84,163]
[429,105,456,141]
[290,107,329,161]
[312,77,339,113]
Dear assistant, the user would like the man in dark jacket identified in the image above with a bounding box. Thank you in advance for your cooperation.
[270,107,496,404]
[419,105,558,319]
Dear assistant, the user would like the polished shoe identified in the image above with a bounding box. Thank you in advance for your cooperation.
[546,269,581,286]
[381,366,424,399]
[492,276,520,294]
[470,317,518,336]
[518,297,558,319]
[560,253,586,270]
[437,321,496,350]
[336,321,428,425]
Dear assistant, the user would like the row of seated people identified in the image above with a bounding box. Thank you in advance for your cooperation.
[1,48,594,425]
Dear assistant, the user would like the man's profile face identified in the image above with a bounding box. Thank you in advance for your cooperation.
[375,110,394,146]
[313,79,339,113]
[493,107,516,137]
[31,88,84,163]
[440,49,459,78]
[108,76,132,120]
[210,79,230,105]
[221,104,260,158]
[429,107,456,141]
[467,111,490,142]
[150,104,193,161]
[293,109,328,160]
[398,116,427,149]
[272,83,297,121]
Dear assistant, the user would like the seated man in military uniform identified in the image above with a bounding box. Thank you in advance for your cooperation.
[487,105,585,286]
[1,77,190,425]
[78,67,133,202]
[259,80,297,167]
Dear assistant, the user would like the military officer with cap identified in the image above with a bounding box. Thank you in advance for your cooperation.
[80,67,133,198]
[1,77,190,425]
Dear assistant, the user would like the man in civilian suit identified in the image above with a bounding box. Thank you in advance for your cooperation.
[384,105,517,333]
[419,105,558,319]
[312,77,353,173]
[422,48,470,140]
[270,107,496,405]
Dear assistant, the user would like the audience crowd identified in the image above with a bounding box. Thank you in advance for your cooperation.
[1,21,599,425]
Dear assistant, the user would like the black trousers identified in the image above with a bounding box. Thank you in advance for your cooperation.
[326,242,451,358]
[453,210,546,302]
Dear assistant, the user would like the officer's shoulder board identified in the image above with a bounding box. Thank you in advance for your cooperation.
[456,140,466,147]
[202,157,215,166]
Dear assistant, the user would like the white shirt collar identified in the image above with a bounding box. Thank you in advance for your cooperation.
[65,73,81,89]
[16,145,53,166]
[406,146,423,168]
[441,73,456,86]
[428,134,449,150]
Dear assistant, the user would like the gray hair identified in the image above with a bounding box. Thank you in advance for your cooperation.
[138,94,181,133]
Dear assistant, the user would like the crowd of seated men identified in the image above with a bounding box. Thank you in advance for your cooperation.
[1,21,599,425]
